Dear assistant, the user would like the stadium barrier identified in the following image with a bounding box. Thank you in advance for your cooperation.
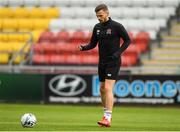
[0,72,180,105]
[45,74,180,105]
[0,73,43,102]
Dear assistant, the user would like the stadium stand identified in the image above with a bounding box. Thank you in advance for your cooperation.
[142,22,180,73]
[0,0,180,73]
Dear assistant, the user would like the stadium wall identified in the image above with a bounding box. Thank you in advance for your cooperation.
[0,73,180,105]
[0,73,43,102]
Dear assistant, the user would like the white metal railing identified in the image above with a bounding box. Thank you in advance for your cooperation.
[0,65,179,75]
[0,32,33,66]
[8,32,33,65]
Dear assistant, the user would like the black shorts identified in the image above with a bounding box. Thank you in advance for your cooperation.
[98,59,120,82]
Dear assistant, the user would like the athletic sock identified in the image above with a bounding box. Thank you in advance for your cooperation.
[103,108,108,117]
[105,110,112,122]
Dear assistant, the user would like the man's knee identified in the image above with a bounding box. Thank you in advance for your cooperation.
[100,84,105,93]
[104,86,112,93]
[104,79,116,92]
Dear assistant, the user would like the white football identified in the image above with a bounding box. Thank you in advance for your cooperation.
[21,113,37,128]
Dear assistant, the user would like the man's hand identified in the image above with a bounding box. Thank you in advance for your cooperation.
[78,45,85,51]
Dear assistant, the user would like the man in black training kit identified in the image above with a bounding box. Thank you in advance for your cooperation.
[78,4,131,127]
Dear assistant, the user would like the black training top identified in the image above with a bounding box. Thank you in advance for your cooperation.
[82,17,131,64]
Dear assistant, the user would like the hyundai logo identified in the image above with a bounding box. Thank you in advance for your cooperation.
[49,74,87,96]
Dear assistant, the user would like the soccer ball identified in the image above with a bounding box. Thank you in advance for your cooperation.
[21,113,37,128]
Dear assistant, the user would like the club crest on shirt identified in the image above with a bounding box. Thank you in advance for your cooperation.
[106,28,112,34]
[97,30,100,35]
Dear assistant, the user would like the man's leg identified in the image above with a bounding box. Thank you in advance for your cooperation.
[104,64,119,112]
[104,79,116,112]
[97,63,118,127]
[100,82,108,119]
[100,80,115,111]
[98,65,107,116]
[100,82,106,108]
[98,79,116,127]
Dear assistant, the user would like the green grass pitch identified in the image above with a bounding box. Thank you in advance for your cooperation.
[0,103,180,131]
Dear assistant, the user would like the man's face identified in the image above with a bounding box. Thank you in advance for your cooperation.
[96,10,109,23]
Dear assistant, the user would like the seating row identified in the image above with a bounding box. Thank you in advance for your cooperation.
[39,31,150,45]
[0,7,59,18]
[0,33,31,42]
[0,0,179,7]
[60,7,175,19]
[0,19,50,31]
[0,7,174,19]
[32,53,138,66]
[49,18,166,39]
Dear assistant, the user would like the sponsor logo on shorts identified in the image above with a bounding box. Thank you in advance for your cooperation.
[107,73,112,77]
